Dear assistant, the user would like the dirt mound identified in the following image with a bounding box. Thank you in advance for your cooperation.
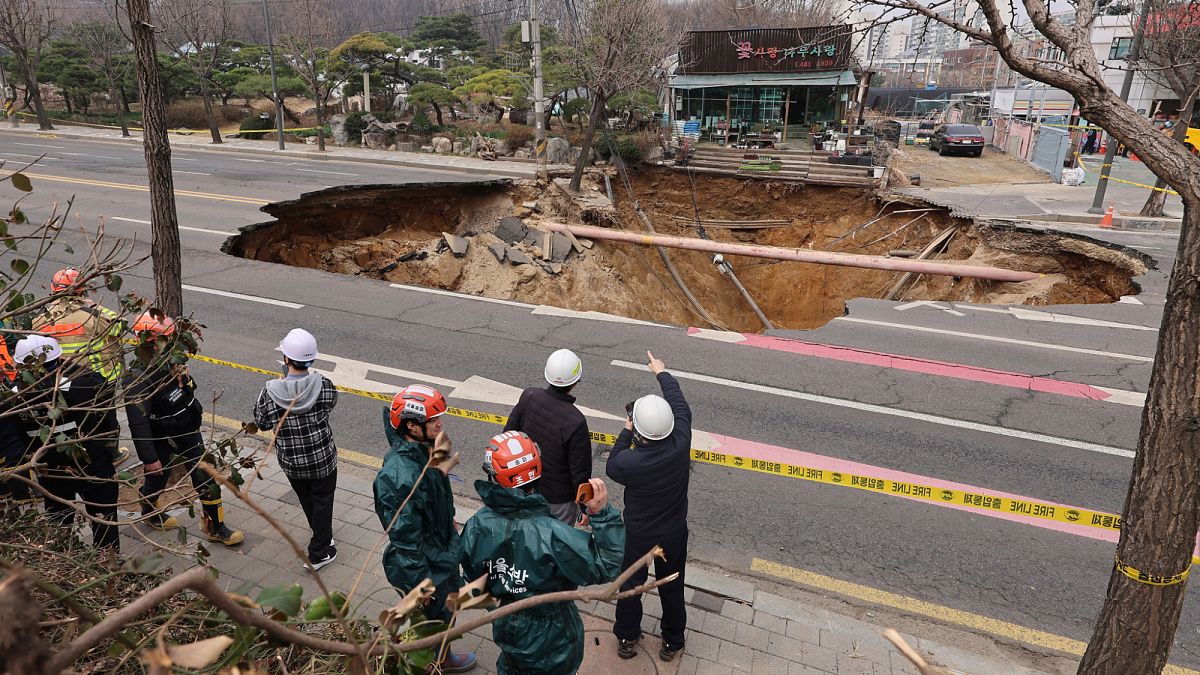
[225,169,1147,333]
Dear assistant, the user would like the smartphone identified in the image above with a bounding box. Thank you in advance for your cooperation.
[625,401,635,419]
[576,482,595,504]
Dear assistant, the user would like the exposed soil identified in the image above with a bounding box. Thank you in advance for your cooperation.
[225,168,1148,333]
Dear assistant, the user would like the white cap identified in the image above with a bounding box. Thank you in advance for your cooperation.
[14,335,63,365]
[279,328,318,362]
[544,348,582,387]
[632,394,674,441]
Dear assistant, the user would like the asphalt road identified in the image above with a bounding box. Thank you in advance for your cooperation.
[2,131,1196,668]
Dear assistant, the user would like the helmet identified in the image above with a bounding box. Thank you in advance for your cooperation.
[132,309,176,341]
[14,335,63,365]
[51,268,80,294]
[632,394,674,441]
[484,431,542,488]
[389,384,448,428]
[543,348,582,387]
[279,328,318,363]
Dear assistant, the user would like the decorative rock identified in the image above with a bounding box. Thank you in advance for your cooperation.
[363,132,391,149]
[496,217,527,244]
[396,142,418,152]
[432,137,453,154]
[505,247,531,265]
[644,145,664,162]
[330,114,350,145]
[452,140,464,154]
[488,242,507,262]
[546,137,571,164]
[305,135,318,145]
[442,232,469,257]
[420,145,435,153]
[513,148,531,160]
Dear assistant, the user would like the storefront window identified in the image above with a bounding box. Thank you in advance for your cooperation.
[758,88,785,124]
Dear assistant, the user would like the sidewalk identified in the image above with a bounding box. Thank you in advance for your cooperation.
[115,427,1059,675]
[0,120,569,180]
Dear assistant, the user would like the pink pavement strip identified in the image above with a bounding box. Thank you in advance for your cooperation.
[688,327,1117,401]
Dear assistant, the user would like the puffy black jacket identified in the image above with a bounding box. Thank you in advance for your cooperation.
[504,386,592,504]
[125,363,203,465]
[17,366,119,478]
[606,372,692,538]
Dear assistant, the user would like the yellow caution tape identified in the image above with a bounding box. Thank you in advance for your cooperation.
[1115,555,1191,586]
[1074,152,1180,195]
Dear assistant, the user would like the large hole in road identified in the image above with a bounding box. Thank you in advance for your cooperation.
[224,169,1149,332]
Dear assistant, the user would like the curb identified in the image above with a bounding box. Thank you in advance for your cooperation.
[2,127,539,180]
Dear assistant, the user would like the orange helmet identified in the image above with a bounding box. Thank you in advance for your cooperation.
[389,384,447,428]
[132,309,176,341]
[51,268,81,293]
[484,431,542,488]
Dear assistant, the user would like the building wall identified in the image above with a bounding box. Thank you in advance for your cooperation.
[1089,15,1173,116]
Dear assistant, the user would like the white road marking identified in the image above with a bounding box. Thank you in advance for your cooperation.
[173,170,211,176]
[530,305,667,327]
[1118,296,1145,304]
[232,157,271,163]
[296,168,358,177]
[182,284,303,308]
[610,360,1136,459]
[0,152,55,160]
[58,152,122,160]
[13,142,65,149]
[1094,386,1146,407]
[110,216,231,236]
[689,328,747,343]
[894,301,965,316]
[958,304,1157,331]
[834,317,1154,363]
[389,283,538,308]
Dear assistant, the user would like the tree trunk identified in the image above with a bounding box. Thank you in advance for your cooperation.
[127,0,184,316]
[569,94,607,192]
[111,85,129,137]
[430,102,444,126]
[281,101,301,125]
[315,96,326,152]
[199,79,222,144]
[1079,190,1200,673]
[1139,98,1195,218]
[25,72,52,130]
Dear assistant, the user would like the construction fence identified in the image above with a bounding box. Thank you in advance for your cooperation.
[985,115,1073,183]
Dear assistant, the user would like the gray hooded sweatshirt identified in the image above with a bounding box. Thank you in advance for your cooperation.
[253,371,339,480]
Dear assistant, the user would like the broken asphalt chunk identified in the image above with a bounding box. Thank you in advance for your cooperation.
[496,217,527,244]
[550,233,572,262]
[505,247,531,265]
[488,242,507,262]
[442,232,469,257]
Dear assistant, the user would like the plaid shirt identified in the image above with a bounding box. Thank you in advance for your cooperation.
[253,375,338,480]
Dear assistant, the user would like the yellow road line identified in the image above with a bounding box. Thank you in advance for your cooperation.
[207,412,382,469]
[14,172,270,205]
[751,558,1200,675]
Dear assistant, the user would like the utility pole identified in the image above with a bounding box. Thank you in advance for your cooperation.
[529,0,547,176]
[362,68,371,113]
[261,0,286,150]
[1089,12,1145,213]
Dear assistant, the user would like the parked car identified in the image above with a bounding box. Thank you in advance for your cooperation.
[914,121,936,145]
[930,124,985,157]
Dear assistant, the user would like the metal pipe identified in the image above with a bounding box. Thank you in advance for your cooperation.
[715,255,773,330]
[543,223,1041,283]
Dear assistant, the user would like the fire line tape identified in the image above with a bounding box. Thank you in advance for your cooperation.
[1115,555,1190,586]
[1075,152,1181,195]
[191,352,1189,551]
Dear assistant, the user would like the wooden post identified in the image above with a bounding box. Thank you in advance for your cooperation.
[782,87,792,143]
[724,90,732,145]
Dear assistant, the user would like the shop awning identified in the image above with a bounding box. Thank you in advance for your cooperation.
[669,71,858,89]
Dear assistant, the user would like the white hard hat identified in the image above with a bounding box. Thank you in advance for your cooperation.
[632,394,674,441]
[544,348,582,387]
[14,335,63,365]
[279,328,318,362]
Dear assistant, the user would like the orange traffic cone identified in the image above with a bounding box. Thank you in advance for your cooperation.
[1099,203,1115,229]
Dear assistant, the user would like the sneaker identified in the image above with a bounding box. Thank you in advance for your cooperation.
[201,514,244,546]
[659,641,684,662]
[617,636,641,659]
[144,511,179,531]
[309,547,337,570]
[438,651,477,673]
[112,446,130,465]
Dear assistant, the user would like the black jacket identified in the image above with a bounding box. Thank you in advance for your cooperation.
[606,372,692,538]
[125,364,203,465]
[504,386,592,504]
[17,366,119,478]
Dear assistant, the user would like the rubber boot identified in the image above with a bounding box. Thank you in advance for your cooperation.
[200,498,243,546]
[141,500,179,531]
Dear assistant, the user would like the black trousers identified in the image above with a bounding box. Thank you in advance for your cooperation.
[614,527,688,649]
[141,429,226,525]
[288,469,337,561]
[43,468,120,551]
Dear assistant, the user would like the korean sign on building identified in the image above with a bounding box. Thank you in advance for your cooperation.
[678,27,853,75]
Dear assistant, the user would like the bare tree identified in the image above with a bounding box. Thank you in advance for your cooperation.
[123,0,185,316]
[850,0,1200,671]
[562,0,674,191]
[67,19,134,137]
[156,0,232,143]
[1134,1,1200,217]
[0,0,59,130]
[277,0,345,152]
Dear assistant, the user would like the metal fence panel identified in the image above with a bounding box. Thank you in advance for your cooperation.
[1031,126,1069,182]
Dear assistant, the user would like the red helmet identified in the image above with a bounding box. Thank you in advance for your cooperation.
[51,268,81,293]
[389,384,447,428]
[485,431,542,488]
[132,309,176,341]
